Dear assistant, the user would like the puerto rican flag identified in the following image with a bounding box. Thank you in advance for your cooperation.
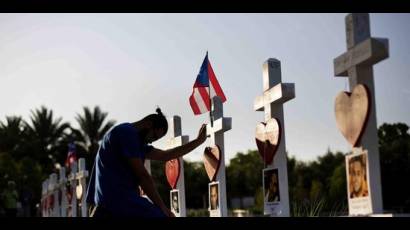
[189,52,226,115]
[65,142,77,168]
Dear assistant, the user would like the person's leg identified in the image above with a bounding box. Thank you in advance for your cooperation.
[123,197,167,217]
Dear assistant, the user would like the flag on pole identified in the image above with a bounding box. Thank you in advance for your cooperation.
[189,52,226,115]
[65,142,77,167]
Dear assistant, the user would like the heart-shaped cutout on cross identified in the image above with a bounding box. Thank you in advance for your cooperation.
[335,84,370,147]
[255,118,281,165]
[76,184,83,200]
[203,145,222,182]
[165,158,181,189]
[48,194,54,210]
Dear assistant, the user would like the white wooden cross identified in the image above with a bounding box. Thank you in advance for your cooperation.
[67,161,78,217]
[41,179,48,217]
[48,173,60,217]
[75,158,89,217]
[254,58,295,217]
[206,96,232,217]
[165,115,189,217]
[59,167,68,217]
[333,13,388,215]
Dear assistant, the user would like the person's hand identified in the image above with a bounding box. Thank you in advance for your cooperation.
[196,124,207,145]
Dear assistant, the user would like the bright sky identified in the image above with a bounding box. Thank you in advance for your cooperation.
[0,13,409,163]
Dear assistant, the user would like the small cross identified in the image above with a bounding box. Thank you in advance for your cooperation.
[165,115,188,217]
[205,96,231,217]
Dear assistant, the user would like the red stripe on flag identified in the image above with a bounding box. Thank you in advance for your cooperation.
[208,63,227,102]
[198,87,211,111]
[189,90,201,115]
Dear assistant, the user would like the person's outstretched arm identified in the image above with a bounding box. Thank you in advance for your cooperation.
[128,157,174,217]
[145,124,208,161]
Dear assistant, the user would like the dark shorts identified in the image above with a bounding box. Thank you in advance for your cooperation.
[92,197,166,218]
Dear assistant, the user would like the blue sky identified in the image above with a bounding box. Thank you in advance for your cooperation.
[0,13,409,163]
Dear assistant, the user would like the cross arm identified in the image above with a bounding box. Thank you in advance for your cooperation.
[254,83,295,111]
[334,38,389,77]
[206,117,232,135]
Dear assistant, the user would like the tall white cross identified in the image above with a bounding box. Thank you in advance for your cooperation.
[59,167,68,217]
[76,158,89,217]
[206,96,232,217]
[67,161,78,217]
[333,13,388,215]
[48,173,60,217]
[41,179,48,217]
[254,58,295,217]
[165,115,189,217]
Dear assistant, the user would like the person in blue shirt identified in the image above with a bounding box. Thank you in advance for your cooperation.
[86,108,207,217]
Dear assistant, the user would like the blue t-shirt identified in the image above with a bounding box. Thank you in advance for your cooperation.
[88,122,156,215]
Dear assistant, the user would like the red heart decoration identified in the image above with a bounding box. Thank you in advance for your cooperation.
[48,194,54,210]
[255,118,281,165]
[203,145,222,181]
[335,84,370,147]
[66,184,73,204]
[165,158,181,189]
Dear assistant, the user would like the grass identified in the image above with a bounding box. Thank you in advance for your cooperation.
[291,198,347,217]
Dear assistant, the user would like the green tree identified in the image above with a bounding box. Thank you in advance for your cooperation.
[0,152,19,189]
[0,116,25,160]
[73,106,115,169]
[226,150,263,201]
[184,161,208,209]
[378,122,410,212]
[23,106,71,173]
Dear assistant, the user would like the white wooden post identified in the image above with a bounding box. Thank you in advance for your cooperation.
[41,179,49,217]
[68,161,78,217]
[76,158,89,217]
[206,96,232,217]
[254,58,295,217]
[333,13,388,215]
[47,173,59,217]
[59,167,68,217]
[166,116,189,217]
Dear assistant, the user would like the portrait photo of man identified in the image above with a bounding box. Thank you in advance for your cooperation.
[170,190,179,214]
[348,153,369,199]
[209,182,219,210]
[263,168,280,203]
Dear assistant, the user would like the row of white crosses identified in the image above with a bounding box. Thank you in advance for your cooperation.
[333,13,388,216]
[40,158,89,217]
[103,13,388,218]
[145,108,231,217]
[250,13,389,217]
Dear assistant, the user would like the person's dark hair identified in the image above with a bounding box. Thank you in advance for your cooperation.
[142,107,168,134]
[351,155,365,167]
